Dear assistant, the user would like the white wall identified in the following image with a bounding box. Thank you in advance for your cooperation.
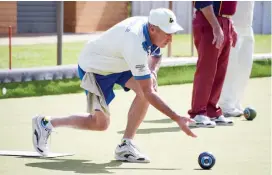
[132,1,271,34]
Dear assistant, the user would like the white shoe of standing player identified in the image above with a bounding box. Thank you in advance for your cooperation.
[211,115,234,126]
[223,108,243,117]
[189,115,216,128]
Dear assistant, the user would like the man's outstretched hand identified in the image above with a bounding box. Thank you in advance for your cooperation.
[176,116,197,138]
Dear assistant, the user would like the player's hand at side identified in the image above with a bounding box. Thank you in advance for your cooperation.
[231,27,238,47]
[176,116,197,138]
[212,26,224,49]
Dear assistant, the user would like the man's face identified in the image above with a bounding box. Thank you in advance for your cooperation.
[150,25,173,48]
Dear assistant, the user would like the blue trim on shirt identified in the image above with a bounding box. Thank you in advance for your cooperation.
[143,23,152,47]
[134,74,151,80]
[142,23,161,57]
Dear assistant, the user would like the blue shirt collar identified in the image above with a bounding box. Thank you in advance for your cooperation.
[142,23,161,57]
[143,23,152,49]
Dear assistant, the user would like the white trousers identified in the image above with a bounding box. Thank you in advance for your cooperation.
[218,26,255,112]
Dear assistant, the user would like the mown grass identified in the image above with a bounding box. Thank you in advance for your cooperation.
[0,59,270,99]
[0,34,270,69]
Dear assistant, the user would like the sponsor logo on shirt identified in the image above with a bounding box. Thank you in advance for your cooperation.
[135,64,146,72]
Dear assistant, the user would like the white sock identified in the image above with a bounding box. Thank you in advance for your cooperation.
[121,138,132,143]
[41,116,53,130]
[46,121,53,130]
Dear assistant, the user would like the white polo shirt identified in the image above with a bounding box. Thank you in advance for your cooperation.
[78,16,161,80]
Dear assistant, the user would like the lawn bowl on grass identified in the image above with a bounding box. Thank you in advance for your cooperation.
[244,107,257,121]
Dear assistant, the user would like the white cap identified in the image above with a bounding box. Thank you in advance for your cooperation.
[148,8,183,34]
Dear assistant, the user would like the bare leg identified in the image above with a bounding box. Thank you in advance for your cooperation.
[114,77,151,163]
[122,77,149,139]
[50,111,110,131]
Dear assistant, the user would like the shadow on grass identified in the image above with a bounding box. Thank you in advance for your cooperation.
[25,159,122,174]
[13,156,181,174]
[117,126,200,135]
[194,168,212,171]
[144,118,173,124]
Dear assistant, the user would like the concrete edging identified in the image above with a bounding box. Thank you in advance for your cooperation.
[0,54,271,83]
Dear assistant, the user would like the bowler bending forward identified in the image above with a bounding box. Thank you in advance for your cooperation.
[32,8,197,163]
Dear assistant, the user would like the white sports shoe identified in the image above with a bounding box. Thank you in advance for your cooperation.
[235,104,244,112]
[115,140,150,163]
[223,109,243,117]
[211,115,234,126]
[189,115,216,128]
[32,115,52,156]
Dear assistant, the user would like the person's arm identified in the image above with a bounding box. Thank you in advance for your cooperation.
[123,34,178,120]
[231,22,237,47]
[149,46,162,74]
[136,77,196,137]
[148,48,162,91]
[149,55,161,77]
[201,5,221,28]
[122,33,196,137]
[148,55,161,91]
[195,2,224,49]
[137,77,179,120]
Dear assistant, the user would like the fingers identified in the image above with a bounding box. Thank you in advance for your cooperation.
[179,118,197,138]
[213,36,224,49]
[185,118,195,123]
[212,36,216,45]
[232,41,236,47]
[213,28,224,49]
[181,125,197,138]
[216,36,224,49]
[188,131,197,138]
[232,34,237,47]
[232,39,236,47]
